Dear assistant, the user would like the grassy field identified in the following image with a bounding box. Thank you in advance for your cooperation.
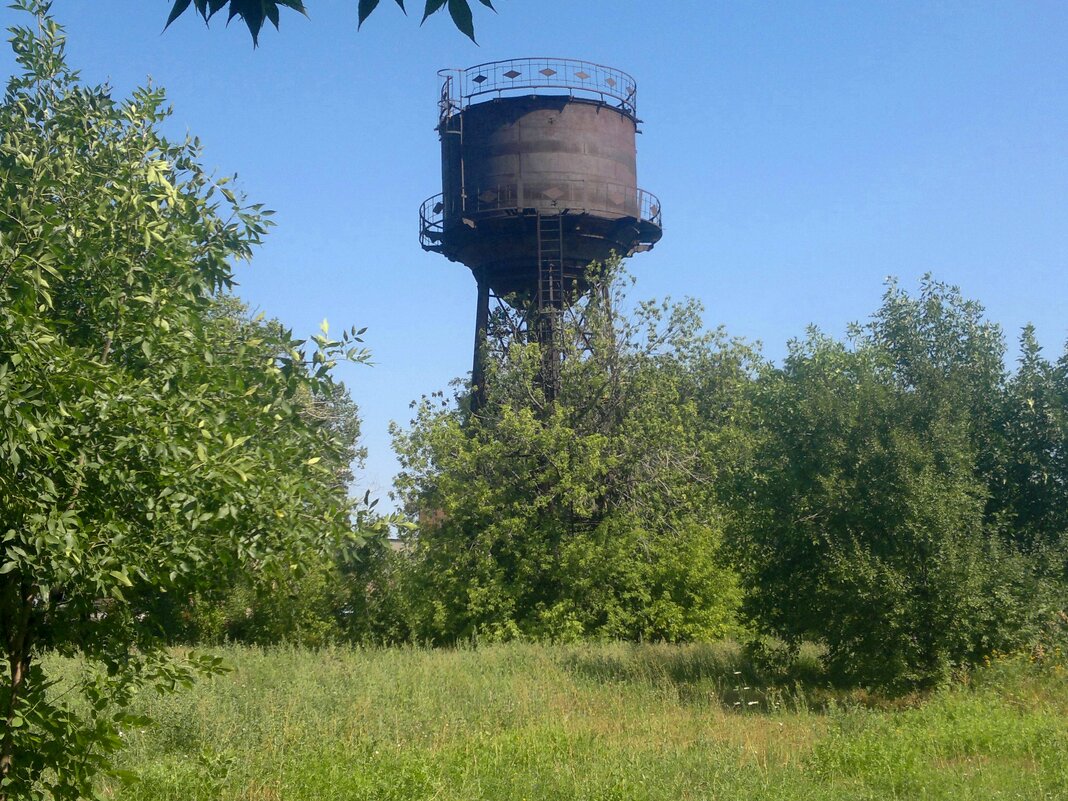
[58,642,1067,800]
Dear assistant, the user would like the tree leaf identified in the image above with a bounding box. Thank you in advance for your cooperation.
[447,0,475,42]
[109,570,134,587]
[164,0,193,29]
[110,769,140,784]
[358,0,382,27]
[229,3,266,45]
[421,0,447,24]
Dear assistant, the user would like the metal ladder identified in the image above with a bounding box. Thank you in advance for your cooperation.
[536,211,565,312]
[535,211,565,400]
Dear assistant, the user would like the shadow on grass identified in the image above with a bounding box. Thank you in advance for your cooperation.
[558,639,834,713]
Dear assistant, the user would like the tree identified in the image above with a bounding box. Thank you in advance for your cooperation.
[127,300,373,649]
[991,326,1068,552]
[164,0,496,45]
[730,279,1053,689]
[0,4,372,796]
[391,263,752,643]
[864,275,1008,519]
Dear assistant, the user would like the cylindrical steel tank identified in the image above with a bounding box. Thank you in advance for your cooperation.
[442,96,640,220]
[420,58,662,301]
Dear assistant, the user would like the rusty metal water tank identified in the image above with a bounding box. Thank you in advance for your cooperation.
[418,58,662,403]
[419,58,662,300]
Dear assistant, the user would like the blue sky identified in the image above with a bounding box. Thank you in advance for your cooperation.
[2,2,1066,506]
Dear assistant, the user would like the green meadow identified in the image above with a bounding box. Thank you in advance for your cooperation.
[55,643,1068,800]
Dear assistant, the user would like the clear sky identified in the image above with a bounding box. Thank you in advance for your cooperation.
[2,1,1066,507]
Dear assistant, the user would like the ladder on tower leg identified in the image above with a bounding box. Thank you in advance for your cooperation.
[536,211,564,312]
[535,211,565,400]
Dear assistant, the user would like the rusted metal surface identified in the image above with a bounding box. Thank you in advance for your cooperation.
[419,58,662,404]
[471,274,490,409]
[440,95,640,223]
[421,94,663,299]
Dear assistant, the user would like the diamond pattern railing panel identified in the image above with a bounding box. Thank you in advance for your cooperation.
[437,58,638,121]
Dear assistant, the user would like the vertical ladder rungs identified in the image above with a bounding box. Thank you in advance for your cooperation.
[536,211,565,311]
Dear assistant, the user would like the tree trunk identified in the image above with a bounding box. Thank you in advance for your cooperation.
[0,573,33,799]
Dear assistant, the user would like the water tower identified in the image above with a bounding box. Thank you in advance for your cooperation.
[418,58,662,402]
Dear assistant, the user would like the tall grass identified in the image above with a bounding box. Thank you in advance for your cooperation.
[46,642,1066,800]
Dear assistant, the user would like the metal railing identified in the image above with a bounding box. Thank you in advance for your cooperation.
[438,58,638,122]
[419,195,446,249]
[419,183,662,250]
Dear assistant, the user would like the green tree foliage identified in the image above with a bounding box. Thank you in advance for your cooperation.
[127,299,372,649]
[164,0,496,45]
[391,264,751,644]
[146,536,401,649]
[992,326,1068,552]
[731,277,1060,689]
[0,4,371,796]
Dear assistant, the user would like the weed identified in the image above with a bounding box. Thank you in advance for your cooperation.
[42,643,1065,801]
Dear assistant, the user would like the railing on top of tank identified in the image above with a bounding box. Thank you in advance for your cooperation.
[419,183,662,250]
[437,58,638,123]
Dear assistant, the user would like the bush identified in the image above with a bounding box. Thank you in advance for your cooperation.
[730,279,1062,689]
